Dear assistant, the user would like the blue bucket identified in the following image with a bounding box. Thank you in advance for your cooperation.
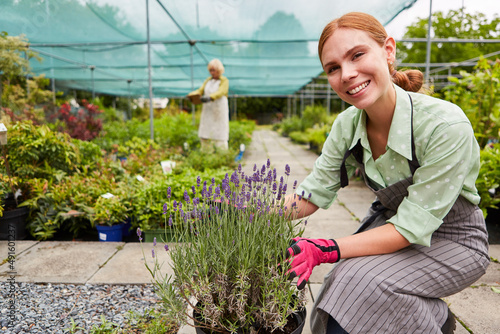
[96,224,123,242]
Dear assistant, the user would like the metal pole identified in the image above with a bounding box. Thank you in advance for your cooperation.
[190,43,195,126]
[146,0,154,140]
[90,65,95,101]
[425,0,433,84]
[127,79,132,120]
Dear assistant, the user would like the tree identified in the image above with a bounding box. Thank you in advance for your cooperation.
[397,9,500,77]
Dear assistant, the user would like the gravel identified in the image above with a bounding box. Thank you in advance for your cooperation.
[0,283,162,333]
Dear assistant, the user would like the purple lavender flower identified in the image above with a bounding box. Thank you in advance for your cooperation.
[261,164,266,175]
[173,200,177,211]
[168,217,173,226]
[153,237,157,246]
[238,164,242,173]
[184,190,190,204]
[211,177,215,185]
[164,244,169,252]
[152,249,155,258]
[279,208,283,217]
[249,213,254,222]
[293,180,297,189]
[273,168,277,181]
[136,227,142,241]
[267,220,271,227]
[253,164,257,172]
[192,185,196,197]
[285,164,290,176]
[193,197,200,206]
[197,176,201,187]
[167,186,171,199]
[266,159,271,168]
[162,203,168,215]
[304,219,308,226]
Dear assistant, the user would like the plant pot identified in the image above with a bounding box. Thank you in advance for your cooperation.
[121,218,132,237]
[0,206,29,240]
[193,304,306,334]
[142,229,177,243]
[96,224,123,242]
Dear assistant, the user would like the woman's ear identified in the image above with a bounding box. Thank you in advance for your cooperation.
[384,36,396,64]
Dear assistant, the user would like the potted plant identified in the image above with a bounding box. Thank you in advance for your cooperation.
[0,174,31,240]
[92,194,129,242]
[140,161,308,333]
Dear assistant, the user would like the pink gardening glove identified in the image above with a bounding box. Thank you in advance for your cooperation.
[286,237,341,290]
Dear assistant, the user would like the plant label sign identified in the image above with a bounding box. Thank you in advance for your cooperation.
[161,160,176,174]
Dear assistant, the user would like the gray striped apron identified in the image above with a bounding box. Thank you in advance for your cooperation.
[310,96,490,334]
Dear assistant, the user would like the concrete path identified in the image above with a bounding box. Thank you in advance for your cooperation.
[1,129,499,333]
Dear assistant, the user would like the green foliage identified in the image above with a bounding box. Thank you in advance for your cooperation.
[92,195,129,226]
[288,130,310,145]
[229,119,256,149]
[123,309,180,334]
[0,33,39,81]
[476,143,500,217]
[398,9,500,70]
[183,149,238,171]
[1,121,79,180]
[90,315,120,334]
[276,105,330,137]
[132,168,229,231]
[442,58,500,148]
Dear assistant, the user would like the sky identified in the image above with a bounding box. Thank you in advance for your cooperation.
[385,0,500,39]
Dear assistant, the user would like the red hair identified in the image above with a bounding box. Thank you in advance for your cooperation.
[318,12,423,92]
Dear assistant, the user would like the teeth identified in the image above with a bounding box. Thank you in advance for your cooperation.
[348,81,369,95]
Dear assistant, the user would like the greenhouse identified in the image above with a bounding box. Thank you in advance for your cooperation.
[1,0,420,97]
[1,1,500,333]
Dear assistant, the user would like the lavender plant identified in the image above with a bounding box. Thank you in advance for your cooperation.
[140,160,307,333]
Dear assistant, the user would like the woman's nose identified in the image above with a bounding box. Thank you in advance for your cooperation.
[341,64,357,82]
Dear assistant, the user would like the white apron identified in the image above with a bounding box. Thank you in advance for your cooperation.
[198,79,229,141]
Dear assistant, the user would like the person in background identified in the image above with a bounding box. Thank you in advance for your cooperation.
[284,12,489,334]
[188,58,229,152]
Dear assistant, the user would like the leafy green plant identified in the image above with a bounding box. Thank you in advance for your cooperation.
[1,121,79,180]
[123,309,180,334]
[89,315,120,334]
[64,318,85,333]
[443,57,500,148]
[476,143,500,217]
[140,161,307,333]
[92,195,129,226]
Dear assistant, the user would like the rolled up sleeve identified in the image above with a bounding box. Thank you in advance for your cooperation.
[388,198,442,247]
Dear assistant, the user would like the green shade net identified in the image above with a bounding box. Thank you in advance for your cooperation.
[1,0,417,97]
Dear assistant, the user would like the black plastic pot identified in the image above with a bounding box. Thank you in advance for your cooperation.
[194,306,306,334]
[0,206,29,240]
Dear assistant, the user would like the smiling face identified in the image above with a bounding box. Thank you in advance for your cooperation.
[321,28,396,113]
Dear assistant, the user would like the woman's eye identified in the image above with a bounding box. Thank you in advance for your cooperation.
[328,65,339,73]
[353,52,364,60]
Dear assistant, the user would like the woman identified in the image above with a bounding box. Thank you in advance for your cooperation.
[188,58,229,151]
[284,12,489,334]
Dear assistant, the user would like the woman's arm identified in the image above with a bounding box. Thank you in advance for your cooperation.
[336,223,410,258]
[209,76,229,100]
[284,191,410,258]
[283,193,319,219]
